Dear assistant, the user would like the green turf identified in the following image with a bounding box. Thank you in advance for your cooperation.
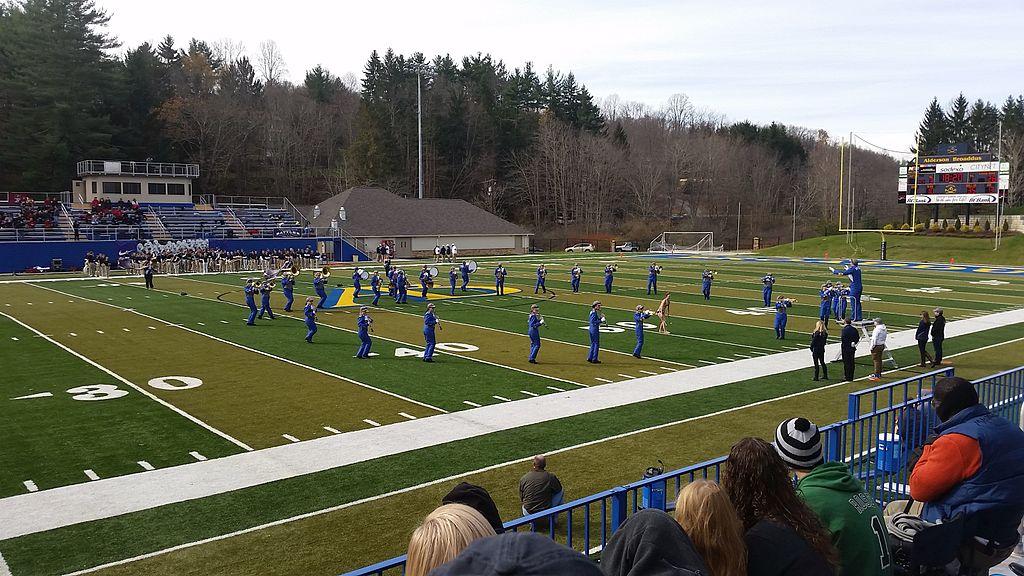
[759,232,1024,266]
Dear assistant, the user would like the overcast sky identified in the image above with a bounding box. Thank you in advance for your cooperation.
[98,0,1024,156]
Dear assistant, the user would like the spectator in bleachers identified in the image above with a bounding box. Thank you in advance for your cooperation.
[673,479,746,576]
[908,376,1024,575]
[774,417,893,576]
[519,455,564,516]
[431,532,603,576]
[405,503,496,576]
[0,194,58,230]
[723,437,838,576]
[601,508,710,576]
[442,482,505,534]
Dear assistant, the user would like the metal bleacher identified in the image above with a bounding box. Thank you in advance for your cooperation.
[230,206,307,238]
[0,204,71,241]
[149,205,238,239]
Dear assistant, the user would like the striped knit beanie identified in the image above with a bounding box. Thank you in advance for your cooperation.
[774,417,823,469]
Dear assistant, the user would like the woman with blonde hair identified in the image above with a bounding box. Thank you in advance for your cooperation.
[406,503,496,576]
[673,479,747,576]
[810,319,828,381]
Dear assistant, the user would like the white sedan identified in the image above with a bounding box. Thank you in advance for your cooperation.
[565,243,594,253]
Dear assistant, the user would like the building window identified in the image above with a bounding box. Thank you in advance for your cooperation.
[148,183,166,195]
[167,183,186,195]
[102,181,121,195]
[91,181,97,194]
[123,182,142,195]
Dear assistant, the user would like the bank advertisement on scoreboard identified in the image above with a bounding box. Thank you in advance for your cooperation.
[903,193,999,204]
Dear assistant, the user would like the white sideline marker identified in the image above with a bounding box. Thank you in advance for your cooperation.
[463,401,482,408]
[493,395,512,402]
[699,360,717,365]
[95,330,104,334]
[137,461,154,471]
[617,373,636,379]
[84,469,100,481]
[9,337,17,341]
[639,370,659,375]
[520,390,540,397]
[594,377,614,383]
[716,356,734,362]
[47,301,53,304]
[323,426,341,434]
[362,419,382,427]
[148,326,156,330]
[22,480,38,493]
[733,353,752,358]
[69,333,77,337]
[122,328,130,332]
[546,386,566,392]
[220,320,229,324]
[398,412,417,420]
[189,451,207,461]
[660,366,677,371]
[282,434,300,443]
[197,322,205,326]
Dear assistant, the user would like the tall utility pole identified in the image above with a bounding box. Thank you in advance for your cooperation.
[735,202,741,251]
[417,72,424,200]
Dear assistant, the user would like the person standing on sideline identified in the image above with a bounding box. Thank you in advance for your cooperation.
[701,269,715,300]
[830,259,863,321]
[915,310,934,367]
[303,296,317,342]
[868,318,887,381]
[258,281,275,320]
[762,273,776,307]
[818,282,834,322]
[647,263,659,295]
[604,264,614,293]
[313,271,328,309]
[143,260,155,289]
[775,295,793,339]
[633,304,652,358]
[281,272,295,312]
[519,455,564,515]
[419,265,431,299]
[774,418,893,576]
[587,301,606,363]
[810,320,828,380]
[570,263,581,293]
[448,266,457,296]
[527,304,543,363]
[433,243,441,263]
[370,271,382,307]
[423,303,439,362]
[351,268,363,299]
[244,279,258,325]
[535,264,547,294]
[459,261,470,291]
[841,318,859,382]
[356,306,373,358]
[930,307,946,367]
[494,263,506,295]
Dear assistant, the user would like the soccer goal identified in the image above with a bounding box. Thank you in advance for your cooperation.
[648,232,723,253]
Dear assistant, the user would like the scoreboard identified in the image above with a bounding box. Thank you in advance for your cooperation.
[898,152,1009,204]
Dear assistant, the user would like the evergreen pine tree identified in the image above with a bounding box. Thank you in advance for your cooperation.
[946,93,969,143]
[916,98,950,154]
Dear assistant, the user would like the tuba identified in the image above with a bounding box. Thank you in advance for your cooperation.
[321,266,331,279]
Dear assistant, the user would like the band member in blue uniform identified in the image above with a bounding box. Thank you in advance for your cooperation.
[419,266,431,299]
[633,304,653,358]
[647,264,659,295]
[244,279,258,325]
[143,260,155,289]
[774,295,794,339]
[303,296,317,342]
[423,303,439,362]
[587,301,606,363]
[604,264,615,293]
[258,281,275,319]
[761,273,775,307]
[370,271,382,306]
[387,267,397,298]
[831,281,845,321]
[818,282,833,322]
[570,264,582,293]
[356,306,373,358]
[448,266,457,296]
[836,282,849,320]
[395,270,408,304]
[701,269,715,300]
[494,263,507,295]
[281,272,295,312]
[351,268,363,299]
[527,303,544,363]
[535,264,547,294]
[313,271,328,309]
[459,261,471,291]
[830,259,863,321]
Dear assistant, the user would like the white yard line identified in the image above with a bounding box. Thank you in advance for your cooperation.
[282,435,300,443]
[189,452,207,462]
[22,481,37,493]
[323,427,342,434]
[520,390,540,397]
[594,377,614,383]
[84,470,100,481]
[398,413,417,420]
[137,461,155,471]
[462,401,481,408]
[362,419,381,427]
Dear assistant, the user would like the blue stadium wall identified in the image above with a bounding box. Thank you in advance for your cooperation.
[0,238,368,274]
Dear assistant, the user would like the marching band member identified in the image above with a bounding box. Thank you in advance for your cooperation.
[313,271,329,309]
[647,263,659,295]
[604,264,615,293]
[459,261,471,291]
[831,281,845,321]
[587,301,606,363]
[829,259,863,321]
[774,295,794,339]
[303,296,317,342]
[527,303,544,363]
[423,303,439,362]
[281,272,295,312]
[494,263,507,295]
[837,282,850,320]
[535,264,547,294]
[244,279,258,325]
[655,293,671,334]
[818,282,833,322]
[258,280,276,320]
[761,273,775,307]
[356,306,373,358]
[633,304,653,358]
[420,265,431,299]
[387,266,397,298]
[701,269,715,300]
[570,263,581,293]
[396,270,409,304]
[449,266,458,296]
[143,260,155,289]
[371,271,382,307]
[352,268,363,299]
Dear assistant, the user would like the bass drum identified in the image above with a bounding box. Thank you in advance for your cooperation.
[467,260,478,273]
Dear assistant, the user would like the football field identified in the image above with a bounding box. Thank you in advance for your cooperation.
[2,253,1024,575]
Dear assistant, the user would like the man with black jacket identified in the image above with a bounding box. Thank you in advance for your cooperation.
[931,307,946,367]
[841,318,859,382]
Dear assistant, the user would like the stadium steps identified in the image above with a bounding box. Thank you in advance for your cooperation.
[222,207,251,238]
[144,209,171,241]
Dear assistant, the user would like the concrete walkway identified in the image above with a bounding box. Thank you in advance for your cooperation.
[1,308,1023,540]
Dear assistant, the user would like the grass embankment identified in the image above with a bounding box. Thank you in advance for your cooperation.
[759,232,1024,266]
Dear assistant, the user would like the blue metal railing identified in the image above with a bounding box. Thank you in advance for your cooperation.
[344,366,1024,576]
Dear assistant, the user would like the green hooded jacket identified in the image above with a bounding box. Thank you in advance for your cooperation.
[797,461,893,576]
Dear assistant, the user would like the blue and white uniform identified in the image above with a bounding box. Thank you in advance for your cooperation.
[449,269,457,296]
[774,298,792,339]
[304,302,317,342]
[535,266,547,294]
[313,274,328,309]
[570,265,581,293]
[587,308,605,363]
[423,308,438,361]
[356,312,372,358]
[831,261,863,321]
[244,282,258,325]
[395,272,408,304]
[352,270,363,299]
[831,284,845,320]
[527,310,543,362]
[837,285,849,320]
[701,270,714,300]
[761,274,775,307]
[387,268,396,298]
[258,283,275,319]
[647,265,659,295]
[371,273,382,306]
[281,274,295,311]
[633,309,652,357]
[419,269,431,299]
[494,265,507,295]
[818,284,833,322]
[459,262,471,291]
[604,265,614,293]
